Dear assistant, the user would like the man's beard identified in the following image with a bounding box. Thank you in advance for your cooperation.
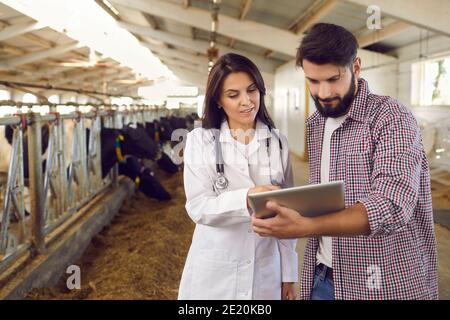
[312,73,356,118]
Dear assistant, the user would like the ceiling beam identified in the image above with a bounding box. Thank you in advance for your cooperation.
[118,21,278,73]
[112,0,300,56]
[168,66,207,88]
[142,13,158,29]
[0,42,28,55]
[357,21,411,47]
[164,57,274,89]
[182,0,190,9]
[291,0,337,35]
[229,0,253,48]
[82,70,134,85]
[345,0,450,37]
[162,57,205,75]
[151,43,276,86]
[0,42,83,70]
[288,0,321,31]
[0,20,45,41]
[239,0,253,20]
[52,67,113,86]
[142,42,207,65]
[0,20,86,61]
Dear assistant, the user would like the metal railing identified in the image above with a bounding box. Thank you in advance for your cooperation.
[0,102,169,273]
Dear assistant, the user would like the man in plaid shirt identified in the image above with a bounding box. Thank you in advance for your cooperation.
[252,23,438,300]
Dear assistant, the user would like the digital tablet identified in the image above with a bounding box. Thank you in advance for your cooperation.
[248,181,345,219]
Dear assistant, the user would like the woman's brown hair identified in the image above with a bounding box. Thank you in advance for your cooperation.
[202,53,275,129]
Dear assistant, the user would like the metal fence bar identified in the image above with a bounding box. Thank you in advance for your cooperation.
[27,112,45,255]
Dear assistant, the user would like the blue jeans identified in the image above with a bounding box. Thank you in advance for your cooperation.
[310,264,335,300]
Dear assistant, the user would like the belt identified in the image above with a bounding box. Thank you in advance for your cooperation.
[317,263,333,282]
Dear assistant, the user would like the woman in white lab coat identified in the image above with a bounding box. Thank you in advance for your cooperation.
[178,53,298,300]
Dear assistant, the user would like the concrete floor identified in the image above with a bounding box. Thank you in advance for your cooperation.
[290,153,450,300]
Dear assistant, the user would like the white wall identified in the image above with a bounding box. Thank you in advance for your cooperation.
[273,49,399,158]
[273,60,307,158]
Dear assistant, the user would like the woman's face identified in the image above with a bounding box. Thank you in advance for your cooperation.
[219,71,260,129]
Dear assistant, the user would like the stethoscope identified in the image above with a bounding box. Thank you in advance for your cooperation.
[213,128,284,191]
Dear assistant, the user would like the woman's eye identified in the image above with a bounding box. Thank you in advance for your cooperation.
[228,94,238,99]
[248,88,256,92]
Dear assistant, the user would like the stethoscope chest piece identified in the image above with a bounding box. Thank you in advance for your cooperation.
[212,127,284,191]
[215,172,229,190]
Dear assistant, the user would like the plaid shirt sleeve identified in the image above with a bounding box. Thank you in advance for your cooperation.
[359,107,424,238]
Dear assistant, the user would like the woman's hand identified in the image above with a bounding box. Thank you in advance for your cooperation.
[281,282,297,300]
[246,184,280,208]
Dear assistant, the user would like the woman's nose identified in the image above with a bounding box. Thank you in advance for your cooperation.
[240,92,251,106]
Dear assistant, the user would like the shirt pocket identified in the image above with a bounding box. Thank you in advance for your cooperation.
[345,150,373,204]
[190,255,238,300]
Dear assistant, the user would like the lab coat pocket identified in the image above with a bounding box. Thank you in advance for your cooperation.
[254,255,282,300]
[190,256,238,300]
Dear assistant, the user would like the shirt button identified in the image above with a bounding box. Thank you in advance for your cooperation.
[246,260,251,264]
[248,229,252,233]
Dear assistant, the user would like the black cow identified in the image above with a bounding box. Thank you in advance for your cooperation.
[158,117,174,142]
[91,125,159,178]
[136,122,179,174]
[169,116,188,130]
[118,156,171,201]
[4,124,49,180]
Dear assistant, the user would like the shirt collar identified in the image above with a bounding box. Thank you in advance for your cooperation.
[307,77,370,125]
[346,78,370,123]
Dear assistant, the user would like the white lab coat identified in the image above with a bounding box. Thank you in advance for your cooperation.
[178,120,298,300]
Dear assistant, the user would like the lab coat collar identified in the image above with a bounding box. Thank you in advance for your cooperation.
[219,119,271,143]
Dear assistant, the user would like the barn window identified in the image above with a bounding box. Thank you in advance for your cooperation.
[0,89,9,100]
[412,57,450,106]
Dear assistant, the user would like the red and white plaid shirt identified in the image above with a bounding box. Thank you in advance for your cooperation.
[300,78,438,300]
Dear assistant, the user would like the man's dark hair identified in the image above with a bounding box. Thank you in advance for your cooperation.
[296,23,359,68]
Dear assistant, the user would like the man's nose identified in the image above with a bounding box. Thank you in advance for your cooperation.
[318,82,332,100]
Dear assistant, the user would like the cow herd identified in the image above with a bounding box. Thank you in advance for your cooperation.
[0,111,199,227]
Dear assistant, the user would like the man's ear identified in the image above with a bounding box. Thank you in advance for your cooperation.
[353,57,361,78]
